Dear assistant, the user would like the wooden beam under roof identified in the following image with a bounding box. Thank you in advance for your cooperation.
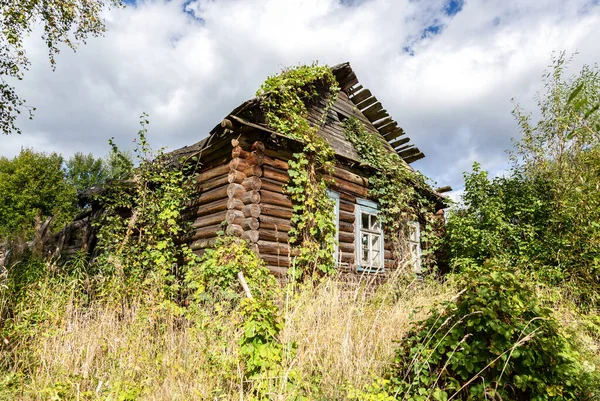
[404,153,425,164]
[369,109,389,123]
[347,84,363,95]
[390,137,410,149]
[383,127,405,142]
[355,96,377,110]
[378,121,398,136]
[350,89,372,105]
[373,116,393,129]
[398,147,421,159]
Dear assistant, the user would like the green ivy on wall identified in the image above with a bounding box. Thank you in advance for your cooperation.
[342,117,442,271]
[257,64,340,279]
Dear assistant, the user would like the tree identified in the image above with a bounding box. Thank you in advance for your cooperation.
[447,53,600,307]
[65,152,108,193]
[0,148,77,240]
[1,0,122,135]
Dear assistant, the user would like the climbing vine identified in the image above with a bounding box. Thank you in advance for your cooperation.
[258,64,340,279]
[342,117,442,271]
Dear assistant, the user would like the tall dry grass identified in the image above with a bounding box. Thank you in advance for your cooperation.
[1,267,454,400]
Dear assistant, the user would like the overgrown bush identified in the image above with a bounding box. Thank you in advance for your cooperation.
[365,264,599,401]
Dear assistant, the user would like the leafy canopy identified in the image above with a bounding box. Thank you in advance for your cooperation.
[446,53,600,307]
[1,0,122,135]
[0,148,76,240]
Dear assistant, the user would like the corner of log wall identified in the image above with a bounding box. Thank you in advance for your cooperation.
[227,139,264,255]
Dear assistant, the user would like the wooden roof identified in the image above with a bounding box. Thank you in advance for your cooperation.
[169,62,425,166]
[330,63,424,164]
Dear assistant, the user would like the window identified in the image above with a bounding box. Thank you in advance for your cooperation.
[327,190,340,264]
[408,221,421,273]
[356,199,384,273]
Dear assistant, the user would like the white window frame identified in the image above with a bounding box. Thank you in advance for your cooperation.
[327,189,340,264]
[355,199,385,273]
[408,221,422,273]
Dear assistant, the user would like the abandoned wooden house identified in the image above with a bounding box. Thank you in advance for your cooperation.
[163,62,448,277]
[51,62,448,279]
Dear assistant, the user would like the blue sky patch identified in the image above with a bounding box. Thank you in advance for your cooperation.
[444,0,464,17]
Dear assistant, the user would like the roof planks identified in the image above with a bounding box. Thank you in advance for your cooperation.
[331,63,424,164]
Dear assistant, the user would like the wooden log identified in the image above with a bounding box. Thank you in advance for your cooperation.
[232,146,250,159]
[261,254,291,267]
[251,141,265,152]
[261,178,284,193]
[339,201,355,213]
[340,251,355,264]
[339,192,355,203]
[244,165,263,177]
[263,156,289,170]
[228,170,247,184]
[190,237,218,251]
[260,190,292,208]
[339,210,355,223]
[226,224,244,237]
[241,176,262,191]
[340,242,355,254]
[195,164,230,183]
[227,198,245,211]
[221,119,234,130]
[195,174,229,193]
[257,240,295,255]
[338,231,355,244]
[243,204,261,218]
[190,224,223,241]
[196,184,229,205]
[261,204,293,219]
[339,221,354,233]
[241,190,260,204]
[242,217,259,231]
[265,265,289,279]
[245,152,264,166]
[263,165,289,183]
[227,183,246,199]
[260,229,289,243]
[242,230,259,243]
[264,147,295,161]
[332,166,367,187]
[259,215,291,232]
[327,175,368,198]
[230,157,249,171]
[385,259,395,270]
[225,210,244,225]
[196,198,228,217]
[192,211,227,228]
[385,249,393,260]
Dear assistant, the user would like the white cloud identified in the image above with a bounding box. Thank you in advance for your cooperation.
[2,0,599,192]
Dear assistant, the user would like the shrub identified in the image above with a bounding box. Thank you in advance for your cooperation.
[378,263,599,400]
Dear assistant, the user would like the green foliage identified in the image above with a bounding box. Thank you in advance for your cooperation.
[0,148,77,240]
[375,264,598,401]
[185,236,289,397]
[94,114,192,302]
[447,53,600,307]
[342,117,442,271]
[258,64,340,278]
[446,164,553,268]
[64,152,109,193]
[1,0,123,135]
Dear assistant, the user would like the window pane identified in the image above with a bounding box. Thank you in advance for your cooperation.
[361,233,369,264]
[361,213,369,229]
[371,215,380,231]
[371,234,381,267]
[371,234,381,250]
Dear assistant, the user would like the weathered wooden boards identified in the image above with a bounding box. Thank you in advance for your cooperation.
[331,64,425,164]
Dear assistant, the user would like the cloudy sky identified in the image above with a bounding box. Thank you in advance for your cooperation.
[2,0,600,196]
